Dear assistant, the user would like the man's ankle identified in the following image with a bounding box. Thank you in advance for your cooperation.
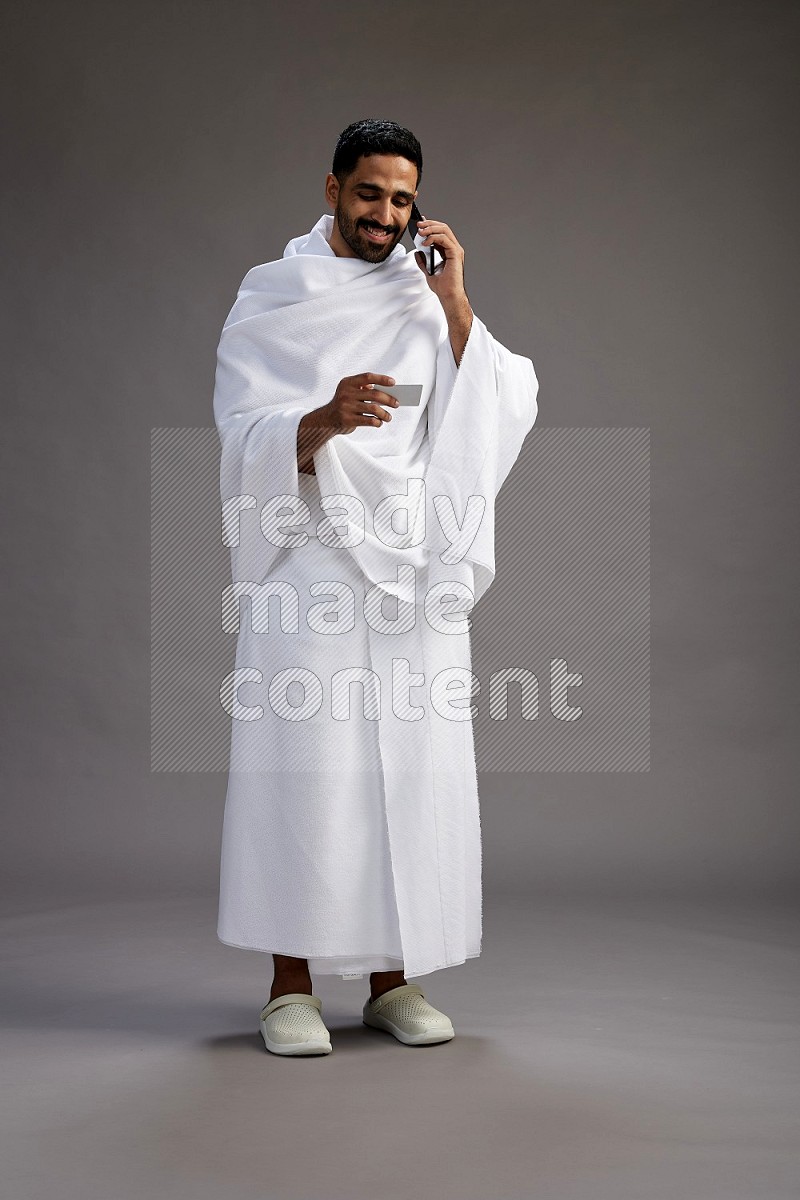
[270,954,312,1001]
[270,980,313,1001]
[369,976,407,1001]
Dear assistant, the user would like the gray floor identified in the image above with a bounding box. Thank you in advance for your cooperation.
[2,892,798,1199]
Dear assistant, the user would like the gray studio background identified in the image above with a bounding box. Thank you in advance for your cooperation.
[3,0,797,912]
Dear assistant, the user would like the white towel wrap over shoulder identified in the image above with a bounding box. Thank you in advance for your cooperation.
[213,213,538,979]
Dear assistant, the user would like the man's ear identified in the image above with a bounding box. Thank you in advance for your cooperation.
[325,172,339,206]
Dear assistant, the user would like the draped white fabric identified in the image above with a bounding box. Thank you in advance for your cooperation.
[213,213,538,978]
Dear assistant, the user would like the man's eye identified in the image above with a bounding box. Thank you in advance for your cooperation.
[358,195,409,206]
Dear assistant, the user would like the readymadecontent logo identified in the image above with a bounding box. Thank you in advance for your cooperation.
[150,428,650,772]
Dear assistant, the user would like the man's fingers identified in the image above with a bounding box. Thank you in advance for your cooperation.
[417,221,451,238]
[363,399,393,421]
[354,372,396,387]
[355,389,398,409]
[346,398,393,426]
[334,375,399,428]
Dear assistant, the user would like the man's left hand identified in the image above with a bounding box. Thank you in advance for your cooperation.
[414,218,468,307]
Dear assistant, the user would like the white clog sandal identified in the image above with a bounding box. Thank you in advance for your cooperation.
[260,993,332,1056]
[362,983,455,1045]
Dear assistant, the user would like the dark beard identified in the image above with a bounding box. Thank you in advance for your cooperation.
[335,206,398,262]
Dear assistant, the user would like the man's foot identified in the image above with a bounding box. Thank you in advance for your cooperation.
[260,993,332,1056]
[362,983,455,1046]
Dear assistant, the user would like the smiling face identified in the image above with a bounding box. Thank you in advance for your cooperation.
[325,154,419,263]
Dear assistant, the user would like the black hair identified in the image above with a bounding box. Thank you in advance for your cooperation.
[332,119,422,189]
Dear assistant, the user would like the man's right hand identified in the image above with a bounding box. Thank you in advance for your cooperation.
[321,373,400,434]
[297,373,400,473]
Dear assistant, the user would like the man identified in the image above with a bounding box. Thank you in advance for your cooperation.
[213,119,538,1056]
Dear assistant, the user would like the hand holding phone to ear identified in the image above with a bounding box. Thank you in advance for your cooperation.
[408,201,473,363]
[408,201,469,309]
[408,201,445,275]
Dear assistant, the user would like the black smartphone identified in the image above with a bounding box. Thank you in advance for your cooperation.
[408,201,443,275]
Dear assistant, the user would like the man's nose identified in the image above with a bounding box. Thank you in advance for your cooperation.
[370,204,393,229]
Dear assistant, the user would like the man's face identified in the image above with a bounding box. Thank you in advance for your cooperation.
[325,154,419,263]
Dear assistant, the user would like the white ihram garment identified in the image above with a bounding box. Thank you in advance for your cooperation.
[213,213,538,978]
